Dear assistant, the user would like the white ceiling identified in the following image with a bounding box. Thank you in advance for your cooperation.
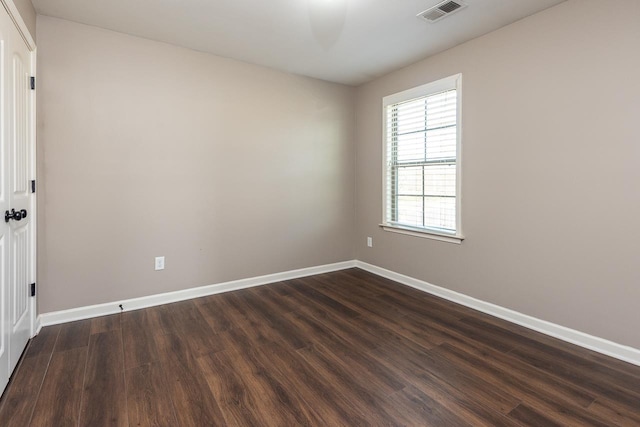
[31,0,565,86]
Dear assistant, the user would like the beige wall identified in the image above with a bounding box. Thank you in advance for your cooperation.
[37,0,640,350]
[11,0,35,41]
[355,0,640,349]
[37,16,355,313]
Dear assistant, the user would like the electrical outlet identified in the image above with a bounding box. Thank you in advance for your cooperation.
[367,237,373,247]
[155,256,165,270]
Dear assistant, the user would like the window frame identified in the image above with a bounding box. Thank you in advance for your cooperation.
[381,74,464,244]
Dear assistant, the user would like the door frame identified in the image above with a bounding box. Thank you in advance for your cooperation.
[0,1,35,51]
[1,0,37,338]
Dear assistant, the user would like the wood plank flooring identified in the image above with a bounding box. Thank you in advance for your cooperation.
[1,268,639,426]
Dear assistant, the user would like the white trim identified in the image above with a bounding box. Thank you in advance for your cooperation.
[34,316,42,335]
[29,48,37,338]
[0,0,35,50]
[355,261,640,367]
[39,260,357,327]
[381,224,463,244]
[382,75,460,106]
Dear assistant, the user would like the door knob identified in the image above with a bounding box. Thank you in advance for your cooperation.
[4,209,26,223]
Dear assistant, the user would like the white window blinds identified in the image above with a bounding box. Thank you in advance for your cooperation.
[383,75,461,238]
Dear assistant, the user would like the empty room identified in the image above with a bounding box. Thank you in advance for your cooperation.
[0,0,638,425]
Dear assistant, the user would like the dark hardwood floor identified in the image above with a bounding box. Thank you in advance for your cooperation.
[1,268,639,426]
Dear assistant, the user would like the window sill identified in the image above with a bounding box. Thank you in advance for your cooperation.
[380,224,464,244]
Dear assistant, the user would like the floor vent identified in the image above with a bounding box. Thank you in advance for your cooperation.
[417,0,468,23]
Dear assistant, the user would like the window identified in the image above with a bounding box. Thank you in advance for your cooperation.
[382,74,463,243]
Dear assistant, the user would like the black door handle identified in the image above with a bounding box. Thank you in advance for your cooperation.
[5,209,27,223]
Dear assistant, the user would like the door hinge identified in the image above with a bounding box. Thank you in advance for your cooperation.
[30,283,36,297]
[30,76,35,90]
[31,180,35,193]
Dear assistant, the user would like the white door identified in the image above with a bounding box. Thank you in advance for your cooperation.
[0,2,34,395]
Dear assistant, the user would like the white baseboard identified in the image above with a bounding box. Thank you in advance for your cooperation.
[36,257,640,367]
[33,315,42,336]
[356,261,640,367]
[38,260,357,327]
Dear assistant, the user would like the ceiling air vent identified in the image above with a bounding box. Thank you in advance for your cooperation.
[417,0,468,23]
